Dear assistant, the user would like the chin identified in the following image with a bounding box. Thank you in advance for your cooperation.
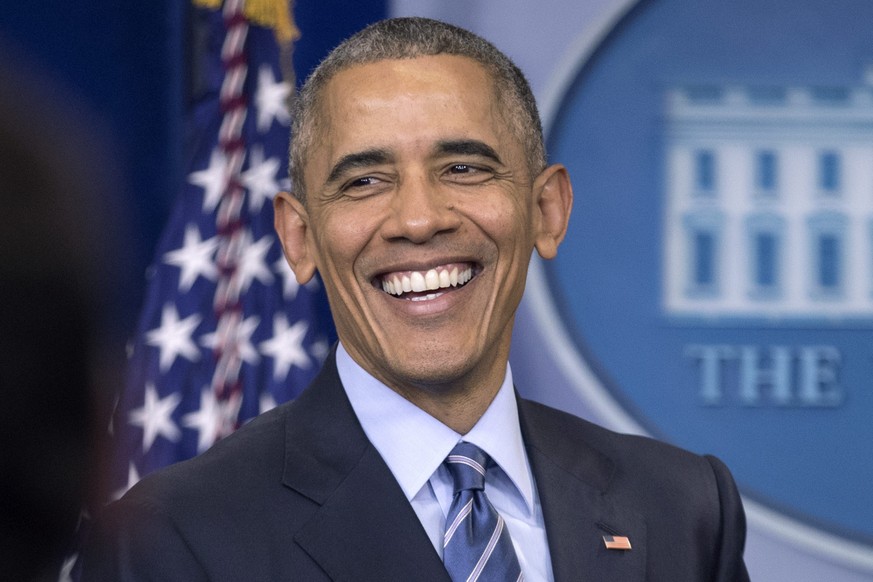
[385,348,480,390]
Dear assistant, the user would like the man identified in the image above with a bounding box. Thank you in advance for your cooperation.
[83,17,750,581]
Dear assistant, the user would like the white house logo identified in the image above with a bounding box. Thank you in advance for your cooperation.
[530,0,873,573]
[664,80,873,324]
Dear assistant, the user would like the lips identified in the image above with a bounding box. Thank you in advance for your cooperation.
[377,263,476,299]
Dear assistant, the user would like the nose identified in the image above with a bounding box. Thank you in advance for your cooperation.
[381,174,461,243]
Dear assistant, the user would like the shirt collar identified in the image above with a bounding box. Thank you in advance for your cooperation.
[336,342,534,514]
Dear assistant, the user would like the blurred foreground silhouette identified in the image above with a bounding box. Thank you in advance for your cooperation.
[0,42,125,581]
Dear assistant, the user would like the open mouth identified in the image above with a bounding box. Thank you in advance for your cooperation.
[376,263,478,301]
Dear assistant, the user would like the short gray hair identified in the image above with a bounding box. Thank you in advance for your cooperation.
[289,17,546,203]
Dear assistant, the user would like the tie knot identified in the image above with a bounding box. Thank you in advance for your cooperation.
[445,441,490,493]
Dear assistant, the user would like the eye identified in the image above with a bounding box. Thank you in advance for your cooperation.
[345,176,381,189]
[346,176,376,188]
[333,174,392,201]
[449,164,474,173]
[444,163,493,184]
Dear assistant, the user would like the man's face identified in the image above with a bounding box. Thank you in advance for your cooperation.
[278,54,568,399]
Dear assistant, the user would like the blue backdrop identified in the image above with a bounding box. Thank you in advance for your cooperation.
[3,1,872,580]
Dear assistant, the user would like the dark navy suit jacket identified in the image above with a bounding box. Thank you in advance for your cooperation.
[82,352,750,581]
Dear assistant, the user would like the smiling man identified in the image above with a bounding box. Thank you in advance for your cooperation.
[274,48,569,437]
[82,17,750,582]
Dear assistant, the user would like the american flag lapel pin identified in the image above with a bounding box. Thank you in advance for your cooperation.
[603,535,632,550]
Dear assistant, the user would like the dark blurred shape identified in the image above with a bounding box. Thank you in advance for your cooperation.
[0,39,123,582]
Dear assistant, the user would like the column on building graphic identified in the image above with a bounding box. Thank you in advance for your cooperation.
[662,78,873,319]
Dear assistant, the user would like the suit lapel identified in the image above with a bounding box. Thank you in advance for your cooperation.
[293,445,450,581]
[519,398,647,582]
[280,352,449,581]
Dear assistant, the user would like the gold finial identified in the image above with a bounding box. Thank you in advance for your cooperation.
[192,0,301,45]
[192,0,222,9]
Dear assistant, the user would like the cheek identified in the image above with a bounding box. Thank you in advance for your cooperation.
[459,195,533,247]
[322,223,356,249]
[311,207,381,281]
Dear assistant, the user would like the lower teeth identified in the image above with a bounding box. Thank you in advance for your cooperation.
[410,292,441,302]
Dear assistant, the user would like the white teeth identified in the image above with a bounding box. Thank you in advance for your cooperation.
[410,271,426,292]
[425,269,440,290]
[382,266,474,297]
[411,292,442,302]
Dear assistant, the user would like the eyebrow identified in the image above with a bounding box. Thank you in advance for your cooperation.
[325,148,393,185]
[434,140,503,165]
[323,140,503,186]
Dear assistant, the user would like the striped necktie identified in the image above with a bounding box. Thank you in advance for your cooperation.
[443,441,524,582]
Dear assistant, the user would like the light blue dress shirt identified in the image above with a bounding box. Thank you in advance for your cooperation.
[336,343,555,582]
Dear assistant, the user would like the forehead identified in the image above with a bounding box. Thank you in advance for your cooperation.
[326,53,496,102]
[310,54,518,162]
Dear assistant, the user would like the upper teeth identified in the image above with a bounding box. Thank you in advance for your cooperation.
[381,266,473,296]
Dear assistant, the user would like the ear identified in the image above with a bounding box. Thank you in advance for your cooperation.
[274,192,318,285]
[532,164,573,259]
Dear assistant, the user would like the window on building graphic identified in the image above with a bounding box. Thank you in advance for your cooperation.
[694,231,716,287]
[746,214,784,298]
[867,220,873,298]
[748,86,786,105]
[807,212,847,298]
[756,233,778,287]
[817,234,841,289]
[683,212,723,297]
[811,86,850,105]
[755,150,778,196]
[685,85,723,104]
[694,149,716,195]
[818,151,841,194]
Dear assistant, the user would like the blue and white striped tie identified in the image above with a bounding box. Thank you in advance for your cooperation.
[443,442,523,582]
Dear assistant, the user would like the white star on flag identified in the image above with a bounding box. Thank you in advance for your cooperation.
[163,224,220,292]
[237,230,275,293]
[113,463,141,501]
[255,64,291,132]
[241,145,281,212]
[189,148,230,212]
[145,304,203,371]
[260,314,311,380]
[274,256,320,300]
[200,314,261,365]
[59,554,77,582]
[128,383,182,452]
[310,339,330,363]
[260,391,278,414]
[183,387,243,453]
[275,256,300,299]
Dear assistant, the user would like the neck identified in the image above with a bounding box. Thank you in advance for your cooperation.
[338,340,510,435]
[392,379,503,434]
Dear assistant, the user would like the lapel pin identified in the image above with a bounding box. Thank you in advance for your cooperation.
[603,535,632,550]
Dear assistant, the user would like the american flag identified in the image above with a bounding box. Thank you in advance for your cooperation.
[106,0,334,513]
[602,535,632,551]
[60,4,337,578]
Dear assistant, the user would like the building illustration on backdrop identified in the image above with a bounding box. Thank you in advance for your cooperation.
[663,70,873,319]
